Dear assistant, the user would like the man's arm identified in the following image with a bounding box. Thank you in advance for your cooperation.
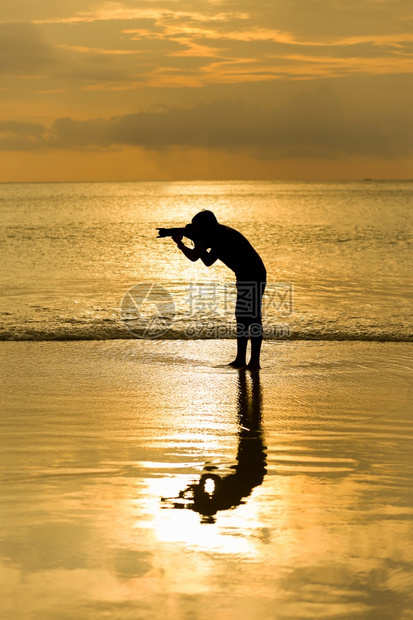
[177,241,201,262]
[173,235,218,266]
[199,247,218,267]
[173,235,202,262]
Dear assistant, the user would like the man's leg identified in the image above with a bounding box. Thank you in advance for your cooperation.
[247,282,266,370]
[229,319,249,368]
[229,281,250,367]
[247,323,263,369]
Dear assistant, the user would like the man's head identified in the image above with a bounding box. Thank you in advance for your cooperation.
[191,210,218,233]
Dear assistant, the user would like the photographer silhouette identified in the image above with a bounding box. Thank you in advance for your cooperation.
[170,210,266,370]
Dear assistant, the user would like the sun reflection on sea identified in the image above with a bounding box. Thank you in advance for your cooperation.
[130,369,269,558]
[2,340,413,618]
[145,479,262,557]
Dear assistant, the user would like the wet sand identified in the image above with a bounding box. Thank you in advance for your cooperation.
[0,340,412,620]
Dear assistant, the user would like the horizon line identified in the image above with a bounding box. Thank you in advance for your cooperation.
[1,178,412,184]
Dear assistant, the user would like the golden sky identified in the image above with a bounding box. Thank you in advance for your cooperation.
[1,0,412,181]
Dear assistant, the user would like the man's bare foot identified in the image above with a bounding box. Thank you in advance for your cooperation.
[246,361,261,370]
[228,359,246,368]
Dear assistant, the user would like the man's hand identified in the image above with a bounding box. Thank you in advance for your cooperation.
[172,234,183,244]
[194,241,206,251]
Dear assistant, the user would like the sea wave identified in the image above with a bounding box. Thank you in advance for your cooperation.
[1,324,412,342]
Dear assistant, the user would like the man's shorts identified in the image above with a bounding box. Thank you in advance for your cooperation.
[235,280,266,323]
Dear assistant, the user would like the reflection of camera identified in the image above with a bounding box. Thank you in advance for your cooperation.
[156,223,198,241]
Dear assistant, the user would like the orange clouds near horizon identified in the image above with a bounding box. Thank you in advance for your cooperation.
[0,0,412,181]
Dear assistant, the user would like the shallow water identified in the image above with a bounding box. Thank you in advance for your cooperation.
[1,340,412,620]
[0,180,412,341]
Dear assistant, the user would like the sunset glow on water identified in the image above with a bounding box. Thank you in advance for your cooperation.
[1,0,413,617]
[1,340,412,619]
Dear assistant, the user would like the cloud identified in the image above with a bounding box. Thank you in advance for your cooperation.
[1,0,412,89]
[1,87,412,159]
[0,2,411,181]
[0,120,48,150]
[0,22,140,85]
[0,23,57,75]
[22,0,413,42]
[0,0,102,23]
[200,0,413,40]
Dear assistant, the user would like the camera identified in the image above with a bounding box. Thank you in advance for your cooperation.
[156,223,198,241]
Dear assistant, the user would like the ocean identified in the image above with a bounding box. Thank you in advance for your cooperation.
[1,180,412,342]
[1,180,413,619]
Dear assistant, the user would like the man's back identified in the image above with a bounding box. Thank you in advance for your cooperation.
[206,224,266,281]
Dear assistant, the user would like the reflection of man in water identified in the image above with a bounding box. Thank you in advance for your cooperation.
[173,210,266,369]
[161,370,266,523]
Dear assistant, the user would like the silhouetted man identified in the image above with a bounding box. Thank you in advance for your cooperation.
[173,210,266,369]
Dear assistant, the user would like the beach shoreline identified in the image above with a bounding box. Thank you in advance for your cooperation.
[1,339,412,619]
